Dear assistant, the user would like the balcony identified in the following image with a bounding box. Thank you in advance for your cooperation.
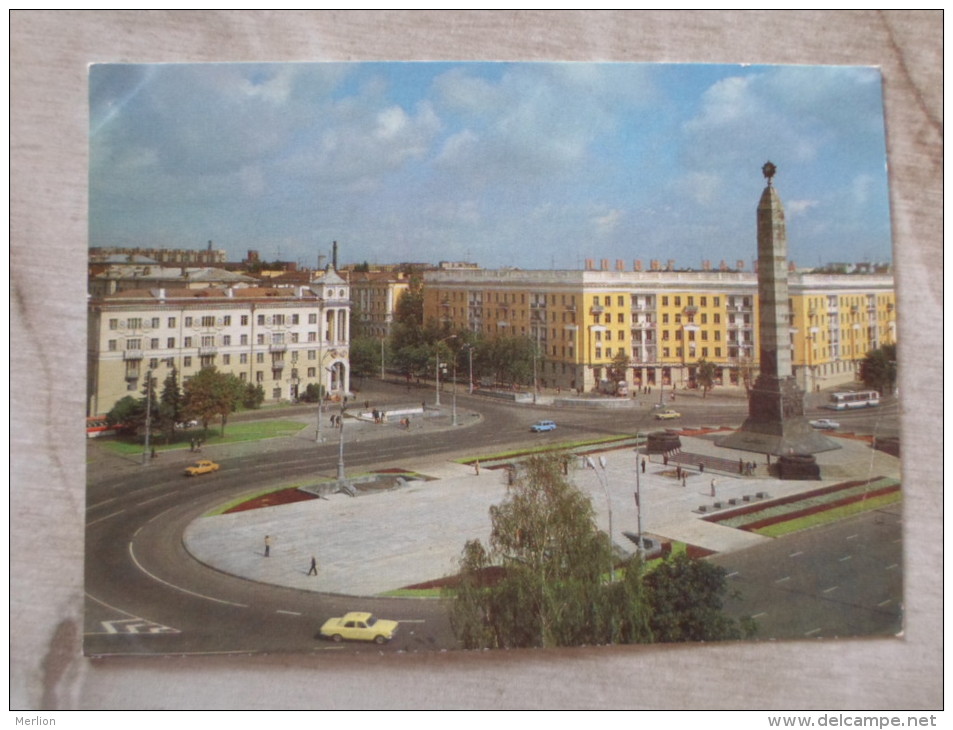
[589,305,604,314]
[269,343,288,353]
[271,360,286,369]
[199,346,218,356]
[123,350,143,360]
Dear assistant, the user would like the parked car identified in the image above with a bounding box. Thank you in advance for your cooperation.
[319,612,399,644]
[809,418,840,430]
[654,409,681,420]
[184,459,220,476]
[530,420,557,432]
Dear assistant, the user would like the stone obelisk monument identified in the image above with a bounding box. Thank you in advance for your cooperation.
[719,163,838,456]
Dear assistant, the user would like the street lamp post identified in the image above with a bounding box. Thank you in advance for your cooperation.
[463,344,474,395]
[586,455,614,582]
[315,298,325,443]
[451,357,458,427]
[336,394,346,483]
[434,335,457,406]
[634,439,644,558]
[141,370,153,466]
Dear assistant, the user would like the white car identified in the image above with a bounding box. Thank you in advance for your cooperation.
[809,418,840,430]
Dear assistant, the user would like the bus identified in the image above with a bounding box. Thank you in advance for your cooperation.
[86,415,118,438]
[825,390,881,410]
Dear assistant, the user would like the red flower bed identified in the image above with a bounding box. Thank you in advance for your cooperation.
[224,488,317,514]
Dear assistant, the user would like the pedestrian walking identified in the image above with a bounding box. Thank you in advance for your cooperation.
[641,458,646,474]
[738,458,744,475]
[699,462,705,474]
[264,535,272,558]
[474,460,480,476]
[710,478,717,498]
[681,473,687,487]
[308,556,318,576]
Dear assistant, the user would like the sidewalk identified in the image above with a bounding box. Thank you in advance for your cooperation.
[182,431,900,597]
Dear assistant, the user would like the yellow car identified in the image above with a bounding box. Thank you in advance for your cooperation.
[655,409,681,420]
[184,459,220,476]
[319,612,399,644]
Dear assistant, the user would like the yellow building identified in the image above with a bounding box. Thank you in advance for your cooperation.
[348,270,411,339]
[423,267,895,394]
[87,270,351,417]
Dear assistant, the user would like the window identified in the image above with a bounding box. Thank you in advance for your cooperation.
[184,337,193,347]
[240,334,248,345]
[239,372,247,381]
[700,297,707,307]
[274,314,285,325]
[292,314,299,325]
[185,317,193,327]
[256,353,264,363]
[223,354,231,365]
[309,313,318,324]
[256,371,264,383]
[272,388,281,399]
[308,332,317,342]
[257,334,265,345]
[126,338,141,350]
[240,353,248,364]
[128,318,142,329]
[674,297,681,307]
[617,313,624,323]
[257,314,265,325]
[168,317,176,328]
[662,313,669,324]
[308,350,316,360]
[714,313,721,324]
[201,335,215,347]
[150,317,160,328]
[167,337,175,348]
[241,315,249,326]
[108,319,118,330]
[223,335,231,346]
[307,367,316,377]
[107,340,117,351]
[150,338,159,349]
[714,297,720,307]
[661,296,669,306]
[291,332,299,343]
[184,356,192,368]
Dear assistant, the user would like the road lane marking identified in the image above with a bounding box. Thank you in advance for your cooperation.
[775,576,790,583]
[878,599,893,607]
[839,555,852,562]
[846,534,859,540]
[805,628,822,637]
[86,509,126,527]
[752,612,767,619]
[726,571,739,578]
[789,551,803,558]
[128,542,248,608]
[885,563,899,570]
[822,586,839,594]
[276,609,301,616]
[137,493,177,507]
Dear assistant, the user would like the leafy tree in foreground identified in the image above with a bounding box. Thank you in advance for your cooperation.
[449,453,752,649]
[643,552,753,642]
[105,395,144,435]
[449,453,652,649]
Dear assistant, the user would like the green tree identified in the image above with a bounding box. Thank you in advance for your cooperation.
[449,453,653,649]
[105,395,144,435]
[695,358,717,399]
[182,367,245,435]
[859,343,897,396]
[300,383,324,403]
[642,552,752,642]
[349,337,381,381]
[157,369,183,442]
[242,382,265,409]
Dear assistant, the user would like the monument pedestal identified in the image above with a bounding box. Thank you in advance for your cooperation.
[718,375,839,456]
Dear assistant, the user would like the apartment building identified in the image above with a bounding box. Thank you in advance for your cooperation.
[348,270,411,339]
[422,265,896,394]
[87,269,351,416]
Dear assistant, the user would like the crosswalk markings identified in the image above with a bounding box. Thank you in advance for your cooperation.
[101,618,179,635]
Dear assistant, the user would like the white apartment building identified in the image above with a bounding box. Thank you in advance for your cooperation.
[87,269,351,416]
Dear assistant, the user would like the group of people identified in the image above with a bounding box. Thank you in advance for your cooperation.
[264,535,319,577]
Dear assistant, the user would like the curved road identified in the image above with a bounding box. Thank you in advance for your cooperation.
[84,382,898,656]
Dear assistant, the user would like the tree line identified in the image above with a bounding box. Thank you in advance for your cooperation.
[106,367,264,441]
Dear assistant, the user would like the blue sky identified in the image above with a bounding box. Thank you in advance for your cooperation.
[89,62,893,270]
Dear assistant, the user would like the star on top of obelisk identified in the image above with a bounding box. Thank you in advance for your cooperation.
[762,161,777,186]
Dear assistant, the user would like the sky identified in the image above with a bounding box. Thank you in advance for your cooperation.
[89,62,893,270]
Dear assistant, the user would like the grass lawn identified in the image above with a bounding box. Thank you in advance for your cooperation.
[98,419,308,455]
[753,491,902,538]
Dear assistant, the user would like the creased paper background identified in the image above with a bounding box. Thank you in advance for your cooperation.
[10,10,942,710]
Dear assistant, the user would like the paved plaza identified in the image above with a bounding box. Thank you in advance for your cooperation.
[183,425,901,597]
